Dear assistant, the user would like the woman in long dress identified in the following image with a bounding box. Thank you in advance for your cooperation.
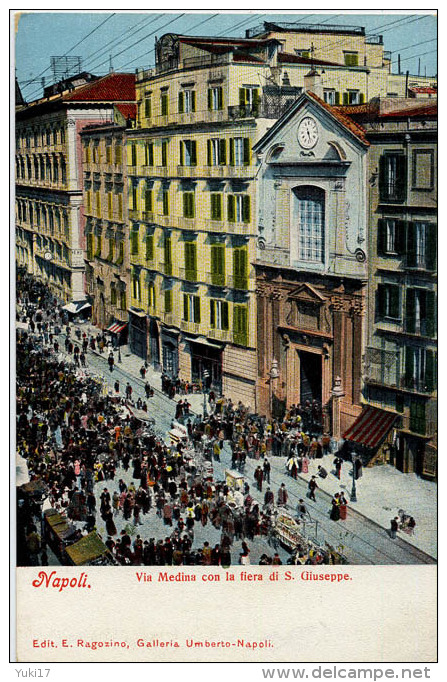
[330,493,341,521]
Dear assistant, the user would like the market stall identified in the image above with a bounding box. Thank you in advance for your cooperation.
[65,532,116,566]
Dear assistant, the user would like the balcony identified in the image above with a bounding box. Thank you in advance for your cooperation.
[177,165,198,178]
[162,312,176,327]
[128,209,140,221]
[180,319,200,335]
[206,272,226,287]
[208,328,231,342]
[399,377,435,395]
[404,254,436,273]
[142,211,156,223]
[178,267,198,283]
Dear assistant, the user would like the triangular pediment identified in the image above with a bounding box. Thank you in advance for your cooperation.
[288,283,326,303]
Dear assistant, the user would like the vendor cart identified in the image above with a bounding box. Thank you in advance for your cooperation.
[225,469,245,492]
[65,531,116,566]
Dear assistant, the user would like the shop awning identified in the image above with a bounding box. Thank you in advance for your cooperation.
[62,301,91,315]
[107,322,127,334]
[343,406,398,449]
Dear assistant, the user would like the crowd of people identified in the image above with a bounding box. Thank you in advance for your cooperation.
[16,271,365,568]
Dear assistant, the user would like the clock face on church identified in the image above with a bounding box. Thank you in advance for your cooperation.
[298,116,319,149]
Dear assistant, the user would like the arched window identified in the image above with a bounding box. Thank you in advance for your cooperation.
[294,186,325,263]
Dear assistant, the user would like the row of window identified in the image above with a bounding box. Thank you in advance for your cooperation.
[17,125,66,149]
[368,385,431,435]
[16,201,69,235]
[141,86,259,119]
[377,284,436,337]
[16,154,67,184]
[128,185,251,224]
[131,237,249,290]
[129,136,251,168]
[86,234,125,265]
[84,141,123,166]
[130,277,249,345]
[377,219,436,270]
[378,149,435,202]
[85,190,124,221]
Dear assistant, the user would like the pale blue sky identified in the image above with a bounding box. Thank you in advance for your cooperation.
[14,10,437,103]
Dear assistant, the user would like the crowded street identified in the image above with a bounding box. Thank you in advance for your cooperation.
[16,273,436,568]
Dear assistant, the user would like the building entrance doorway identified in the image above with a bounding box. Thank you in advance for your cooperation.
[299,350,322,404]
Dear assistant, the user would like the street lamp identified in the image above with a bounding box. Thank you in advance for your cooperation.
[202,368,210,418]
[351,452,358,502]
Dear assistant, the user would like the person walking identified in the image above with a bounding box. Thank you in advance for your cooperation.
[308,476,318,502]
[263,457,271,484]
[108,352,114,372]
[254,466,263,492]
[390,517,399,539]
[277,483,288,507]
[333,456,343,480]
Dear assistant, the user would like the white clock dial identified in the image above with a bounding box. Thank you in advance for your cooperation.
[298,116,319,149]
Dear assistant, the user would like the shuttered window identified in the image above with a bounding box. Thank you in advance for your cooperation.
[145,234,154,261]
[161,140,168,167]
[164,237,172,276]
[377,218,405,256]
[184,242,197,281]
[183,294,200,323]
[405,288,436,337]
[183,192,195,219]
[162,189,169,216]
[210,299,229,330]
[208,86,223,110]
[377,283,400,319]
[379,153,407,202]
[233,304,248,346]
[164,289,173,313]
[131,229,139,256]
[211,243,225,285]
[161,92,168,116]
[210,193,223,221]
[233,246,248,290]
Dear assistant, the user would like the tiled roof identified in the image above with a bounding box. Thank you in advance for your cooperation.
[115,103,137,120]
[64,73,136,102]
[379,103,437,118]
[232,52,265,63]
[408,86,437,94]
[278,52,343,68]
[306,91,369,145]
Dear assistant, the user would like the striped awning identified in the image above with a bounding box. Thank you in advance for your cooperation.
[107,322,127,334]
[343,406,398,449]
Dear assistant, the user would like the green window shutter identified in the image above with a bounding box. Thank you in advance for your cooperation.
[208,89,212,110]
[252,89,260,115]
[390,285,400,319]
[377,219,386,255]
[146,234,154,261]
[165,290,172,313]
[216,194,222,221]
[378,156,387,200]
[219,139,226,165]
[179,141,184,166]
[193,296,201,323]
[359,93,365,104]
[191,90,196,112]
[162,190,169,215]
[406,289,416,333]
[242,195,251,223]
[239,88,246,107]
[243,138,251,166]
[207,139,212,166]
[191,141,197,166]
[210,194,216,220]
[377,284,386,318]
[343,92,349,105]
[229,138,235,166]
[396,155,407,201]
[426,223,437,271]
[406,222,417,267]
[183,294,188,320]
[178,91,184,113]
[396,220,406,255]
[425,350,435,392]
[404,346,415,386]
[228,194,235,222]
[183,192,188,217]
[425,291,436,337]
[218,87,223,110]
[210,299,215,327]
[335,92,341,105]
[222,301,229,330]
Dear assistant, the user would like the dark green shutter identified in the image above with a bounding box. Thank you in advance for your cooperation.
[229,138,235,166]
[390,285,400,319]
[218,87,223,110]
[183,193,188,217]
[425,291,436,337]
[252,88,260,115]
[165,290,172,313]
[425,350,435,391]
[179,141,184,166]
[377,284,386,318]
[228,194,235,222]
[377,219,386,255]
[208,89,212,110]
[396,220,406,255]
[243,138,250,166]
[359,93,365,104]
[242,195,251,223]
[191,90,196,112]
[207,139,212,166]
[239,88,246,107]
[379,156,387,200]
[343,92,349,105]
[146,235,153,261]
[222,301,229,330]
[191,141,197,166]
[194,296,200,323]
[210,300,215,327]
[406,222,416,267]
[396,155,407,201]
[219,139,226,165]
[406,289,416,333]
[426,223,437,271]
[405,346,415,387]
[183,294,188,320]
[335,92,340,104]
[178,91,184,113]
